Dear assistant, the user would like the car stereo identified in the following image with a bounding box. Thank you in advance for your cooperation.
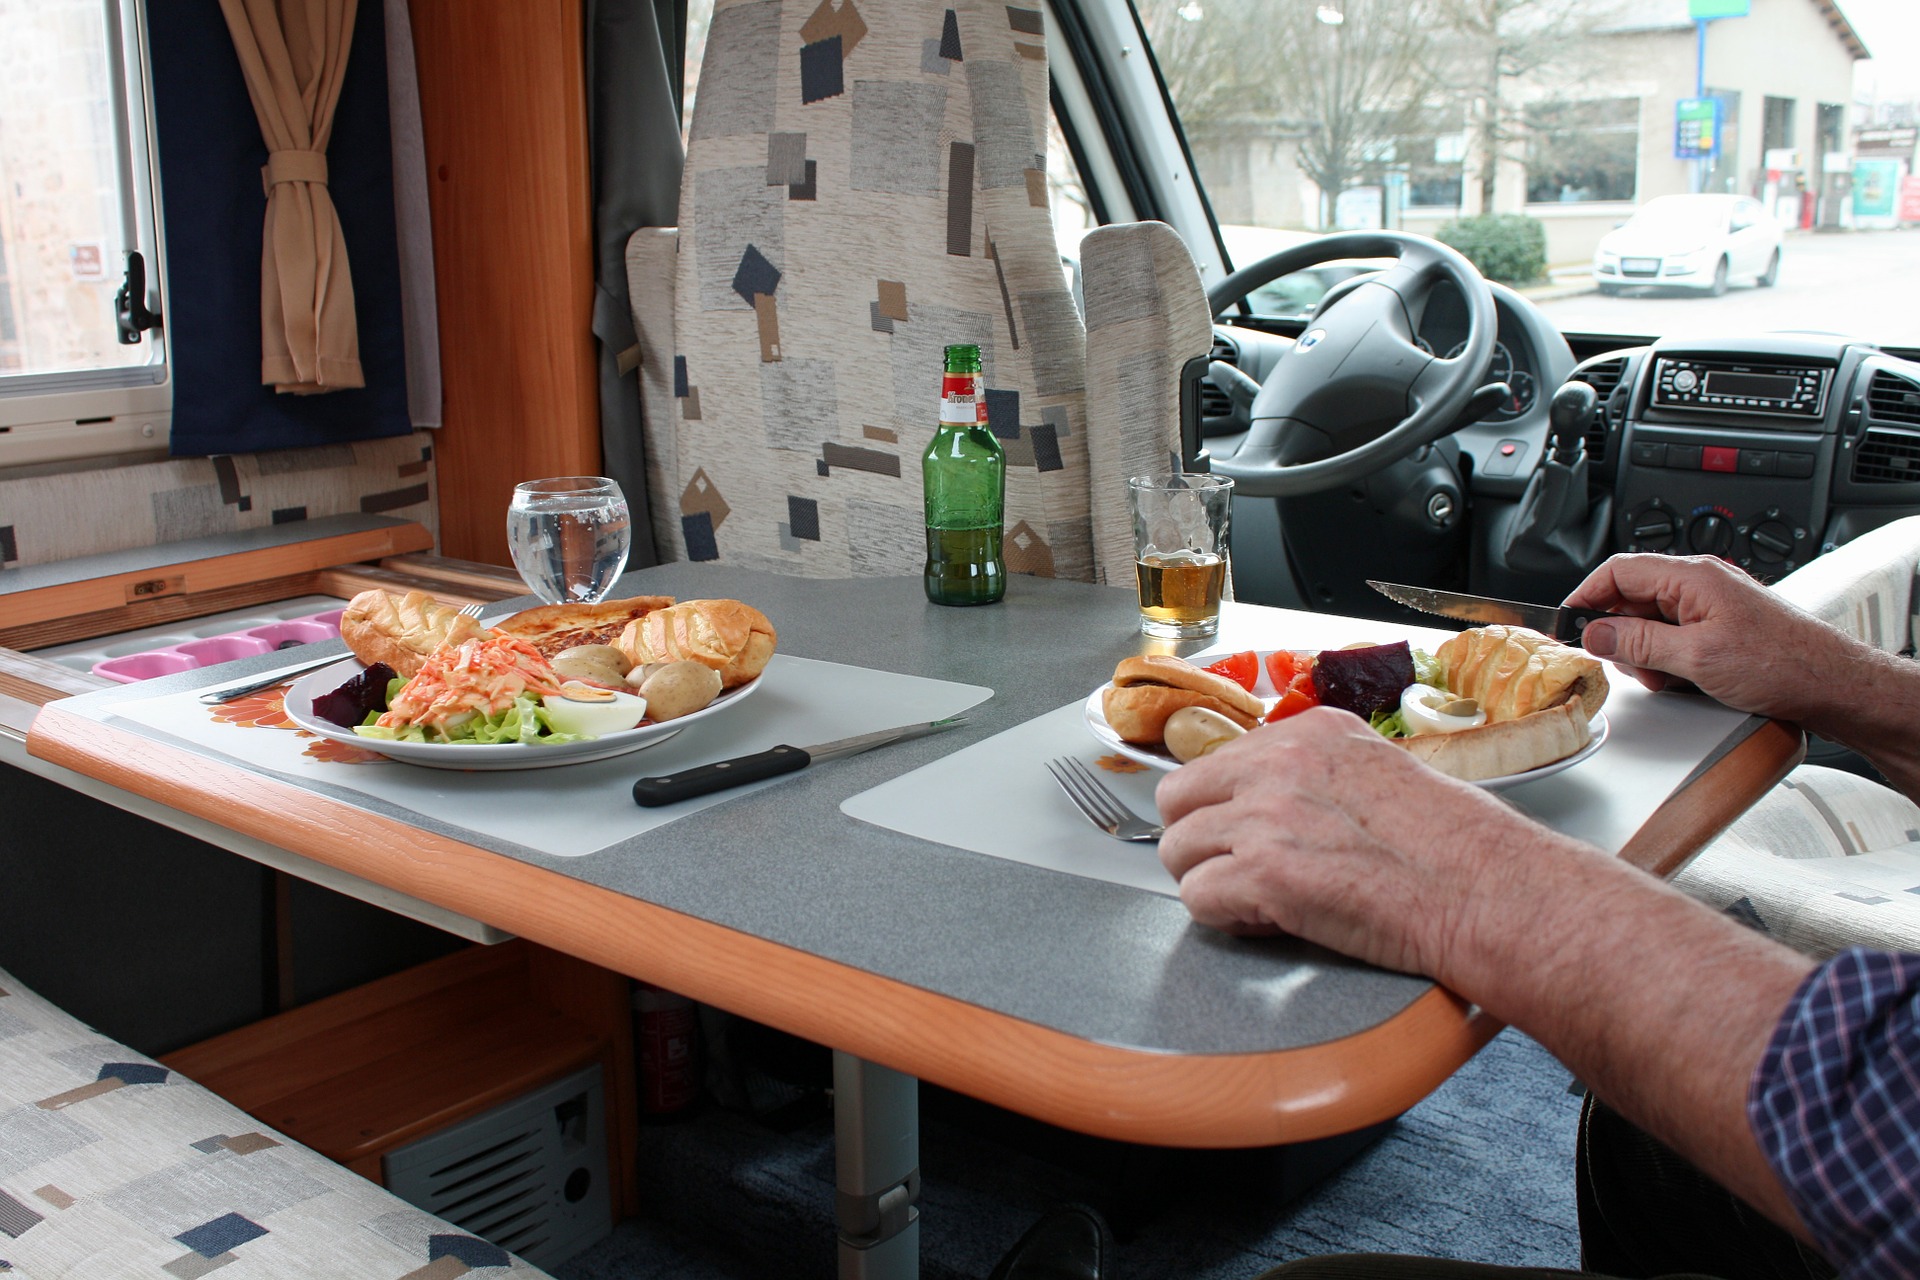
[1651,358,1829,418]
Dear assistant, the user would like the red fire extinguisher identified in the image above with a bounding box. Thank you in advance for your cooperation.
[634,983,702,1117]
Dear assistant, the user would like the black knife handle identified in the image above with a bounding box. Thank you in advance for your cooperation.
[1558,609,1618,646]
[633,745,811,807]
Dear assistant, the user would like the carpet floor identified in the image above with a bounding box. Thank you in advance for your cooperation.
[557,1027,1584,1280]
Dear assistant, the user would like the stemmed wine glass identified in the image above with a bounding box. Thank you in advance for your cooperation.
[506,476,632,604]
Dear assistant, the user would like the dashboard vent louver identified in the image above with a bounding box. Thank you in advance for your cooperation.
[1854,428,1920,484]
[1867,371,1920,427]
[1200,333,1238,420]
[1571,357,1628,465]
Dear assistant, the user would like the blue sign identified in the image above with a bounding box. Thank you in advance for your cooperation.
[1675,97,1721,159]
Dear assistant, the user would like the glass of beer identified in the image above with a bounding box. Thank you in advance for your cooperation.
[1129,473,1233,639]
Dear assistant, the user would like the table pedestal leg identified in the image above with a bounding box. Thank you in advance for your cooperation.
[834,1051,920,1280]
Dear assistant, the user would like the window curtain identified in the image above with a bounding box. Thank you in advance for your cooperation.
[589,0,686,567]
[151,0,410,455]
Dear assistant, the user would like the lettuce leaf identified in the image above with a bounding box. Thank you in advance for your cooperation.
[1370,707,1409,739]
[1411,647,1444,690]
[355,692,590,745]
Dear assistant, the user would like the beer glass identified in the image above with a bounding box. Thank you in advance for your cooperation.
[1129,473,1233,639]
[506,476,632,604]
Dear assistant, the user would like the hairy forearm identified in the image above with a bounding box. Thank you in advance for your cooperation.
[1438,835,1816,1234]
[1797,641,1920,803]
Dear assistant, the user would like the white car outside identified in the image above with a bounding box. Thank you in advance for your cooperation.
[1591,194,1784,297]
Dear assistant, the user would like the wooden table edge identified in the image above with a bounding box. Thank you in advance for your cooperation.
[28,703,1500,1148]
[1618,715,1805,880]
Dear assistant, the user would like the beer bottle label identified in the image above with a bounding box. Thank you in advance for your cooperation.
[940,373,981,424]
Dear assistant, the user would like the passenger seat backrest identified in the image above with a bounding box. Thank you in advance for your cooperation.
[1077,221,1213,586]
[640,0,1091,580]
[1770,514,1920,654]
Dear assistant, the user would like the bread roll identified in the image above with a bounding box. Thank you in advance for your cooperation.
[340,589,487,678]
[1394,701,1592,782]
[617,599,776,689]
[493,595,675,658]
[1435,625,1608,721]
[1102,655,1263,745]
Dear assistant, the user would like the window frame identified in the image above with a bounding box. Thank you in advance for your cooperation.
[0,0,172,468]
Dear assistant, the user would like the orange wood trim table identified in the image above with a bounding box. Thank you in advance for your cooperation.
[26,696,1797,1148]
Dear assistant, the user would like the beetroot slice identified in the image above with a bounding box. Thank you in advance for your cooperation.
[1310,642,1415,720]
[311,662,397,728]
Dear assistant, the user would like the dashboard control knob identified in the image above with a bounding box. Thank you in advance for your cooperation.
[1749,519,1795,563]
[1689,512,1734,556]
[1672,368,1698,392]
[1629,506,1676,551]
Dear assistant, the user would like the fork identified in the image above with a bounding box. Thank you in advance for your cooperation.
[1046,757,1165,842]
[458,601,487,621]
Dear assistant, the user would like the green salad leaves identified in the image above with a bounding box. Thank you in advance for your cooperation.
[354,689,590,746]
[1368,648,1444,740]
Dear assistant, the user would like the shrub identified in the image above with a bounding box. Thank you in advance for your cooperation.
[1435,214,1547,285]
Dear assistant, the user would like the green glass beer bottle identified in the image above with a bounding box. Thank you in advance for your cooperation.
[922,344,1006,605]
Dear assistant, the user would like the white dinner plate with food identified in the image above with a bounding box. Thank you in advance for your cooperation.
[283,658,760,771]
[1080,685,1609,791]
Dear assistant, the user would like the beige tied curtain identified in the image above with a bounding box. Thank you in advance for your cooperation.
[219,0,365,394]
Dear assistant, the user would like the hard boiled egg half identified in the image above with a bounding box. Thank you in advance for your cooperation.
[1398,684,1486,736]
[542,681,648,736]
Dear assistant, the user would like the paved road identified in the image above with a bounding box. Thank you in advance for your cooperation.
[1532,226,1920,350]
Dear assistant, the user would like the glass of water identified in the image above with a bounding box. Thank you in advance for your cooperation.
[506,476,632,604]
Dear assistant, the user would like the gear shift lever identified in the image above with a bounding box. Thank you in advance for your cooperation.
[1502,381,1612,579]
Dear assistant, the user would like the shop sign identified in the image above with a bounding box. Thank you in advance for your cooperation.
[1674,98,1720,159]
[1857,127,1918,158]
[1853,159,1900,219]
[1901,176,1920,224]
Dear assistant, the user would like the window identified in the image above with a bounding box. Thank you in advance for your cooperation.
[0,0,169,466]
[1524,98,1638,205]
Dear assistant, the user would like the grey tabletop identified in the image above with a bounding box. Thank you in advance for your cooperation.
[42,562,1441,1060]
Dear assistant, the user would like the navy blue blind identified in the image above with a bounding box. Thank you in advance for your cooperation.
[150,1,411,456]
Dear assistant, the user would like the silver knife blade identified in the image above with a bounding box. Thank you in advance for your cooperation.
[1366,581,1620,646]
[801,714,970,762]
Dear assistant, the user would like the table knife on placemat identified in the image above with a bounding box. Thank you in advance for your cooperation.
[632,715,968,807]
[1366,580,1627,647]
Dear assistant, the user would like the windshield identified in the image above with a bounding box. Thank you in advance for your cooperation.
[1136,0,1920,348]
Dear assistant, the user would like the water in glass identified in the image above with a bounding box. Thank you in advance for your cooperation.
[507,477,632,604]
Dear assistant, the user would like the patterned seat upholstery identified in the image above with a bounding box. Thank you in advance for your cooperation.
[1673,516,1920,957]
[0,967,548,1278]
[626,0,1203,585]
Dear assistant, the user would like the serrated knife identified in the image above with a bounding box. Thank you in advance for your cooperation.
[632,715,968,807]
[1366,580,1626,647]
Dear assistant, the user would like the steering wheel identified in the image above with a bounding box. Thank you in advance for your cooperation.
[1206,231,1499,498]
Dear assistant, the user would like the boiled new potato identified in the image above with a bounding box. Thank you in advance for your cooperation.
[638,660,722,721]
[1164,705,1247,763]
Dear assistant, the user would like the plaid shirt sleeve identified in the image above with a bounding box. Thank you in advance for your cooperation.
[1750,947,1920,1278]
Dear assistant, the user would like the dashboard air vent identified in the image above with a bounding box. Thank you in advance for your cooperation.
[1854,428,1920,484]
[1867,370,1920,427]
[1200,332,1238,420]
[1571,356,1628,465]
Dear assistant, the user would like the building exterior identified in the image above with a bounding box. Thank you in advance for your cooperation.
[1183,0,1868,267]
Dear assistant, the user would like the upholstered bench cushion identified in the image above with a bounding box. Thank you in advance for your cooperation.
[1675,766,1920,958]
[0,967,549,1278]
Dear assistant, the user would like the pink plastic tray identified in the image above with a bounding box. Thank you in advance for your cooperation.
[91,609,346,684]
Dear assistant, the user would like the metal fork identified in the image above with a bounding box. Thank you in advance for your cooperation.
[458,601,486,619]
[1046,757,1164,842]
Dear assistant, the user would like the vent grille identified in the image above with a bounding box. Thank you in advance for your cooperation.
[1854,427,1920,484]
[1571,357,1629,465]
[1200,333,1237,420]
[1868,370,1920,427]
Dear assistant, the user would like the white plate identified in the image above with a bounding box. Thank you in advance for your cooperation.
[1081,685,1609,791]
[283,658,760,771]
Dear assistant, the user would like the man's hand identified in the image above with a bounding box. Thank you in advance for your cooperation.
[1154,707,1575,984]
[1567,554,1853,727]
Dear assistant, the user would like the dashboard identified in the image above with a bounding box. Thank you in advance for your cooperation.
[1573,333,1920,582]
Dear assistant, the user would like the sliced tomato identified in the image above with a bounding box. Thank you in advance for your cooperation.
[1204,650,1259,691]
[1265,649,1315,692]
[1265,685,1317,723]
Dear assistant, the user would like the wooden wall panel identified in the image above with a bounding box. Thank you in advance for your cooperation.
[409,2,602,566]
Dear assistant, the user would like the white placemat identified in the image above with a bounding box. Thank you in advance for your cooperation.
[842,604,1753,895]
[97,654,991,858]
